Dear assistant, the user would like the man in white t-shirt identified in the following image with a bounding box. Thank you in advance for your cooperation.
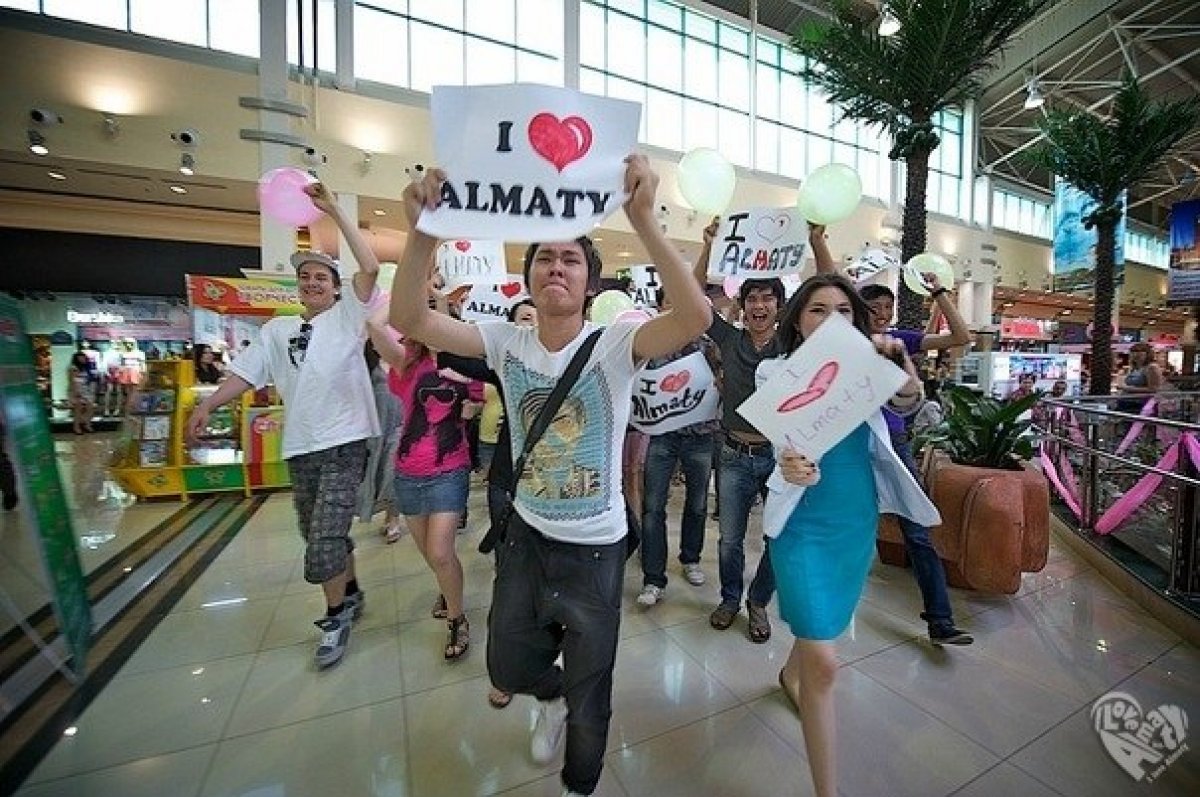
[187,183,380,670]
[389,154,711,797]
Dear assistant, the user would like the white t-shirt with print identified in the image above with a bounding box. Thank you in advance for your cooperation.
[479,320,641,545]
[231,293,380,459]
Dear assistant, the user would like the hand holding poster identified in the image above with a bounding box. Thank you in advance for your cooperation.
[420,83,642,242]
[706,207,810,281]
[630,350,719,435]
[436,239,508,289]
[737,313,909,461]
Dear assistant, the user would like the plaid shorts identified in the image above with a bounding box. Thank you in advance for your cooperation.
[288,440,369,584]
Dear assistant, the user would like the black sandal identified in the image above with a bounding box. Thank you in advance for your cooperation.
[488,687,513,709]
[747,600,771,644]
[445,615,470,660]
[431,594,448,619]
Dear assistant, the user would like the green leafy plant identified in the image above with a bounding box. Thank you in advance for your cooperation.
[915,386,1039,470]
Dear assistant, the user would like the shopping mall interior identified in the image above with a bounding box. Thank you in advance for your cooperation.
[0,1,1198,796]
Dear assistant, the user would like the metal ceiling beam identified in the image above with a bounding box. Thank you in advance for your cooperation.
[984,0,1122,90]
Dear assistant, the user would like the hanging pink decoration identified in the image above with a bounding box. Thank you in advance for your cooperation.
[1094,437,1182,534]
[1114,397,1158,456]
[258,167,323,227]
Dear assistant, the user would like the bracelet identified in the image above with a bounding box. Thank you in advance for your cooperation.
[930,287,949,299]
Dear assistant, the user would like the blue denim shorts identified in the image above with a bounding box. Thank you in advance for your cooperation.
[393,468,470,516]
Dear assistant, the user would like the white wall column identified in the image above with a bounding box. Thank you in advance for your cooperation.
[335,192,360,278]
[257,0,296,274]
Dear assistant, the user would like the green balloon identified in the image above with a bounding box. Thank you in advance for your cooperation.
[590,290,635,325]
[678,148,736,216]
[796,163,863,225]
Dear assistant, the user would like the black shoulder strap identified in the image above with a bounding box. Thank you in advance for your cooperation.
[510,329,603,489]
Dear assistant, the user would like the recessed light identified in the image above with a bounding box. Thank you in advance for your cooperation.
[593,237,604,243]
[1002,301,1014,307]
[1147,319,1157,325]
[616,250,632,258]
[63,726,77,737]
[47,171,66,180]
[1060,309,1071,315]
[169,185,187,194]
[372,209,386,216]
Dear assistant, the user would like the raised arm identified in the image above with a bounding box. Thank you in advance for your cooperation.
[919,274,970,351]
[367,307,408,369]
[304,183,379,303]
[628,155,712,360]
[692,216,720,290]
[186,375,252,443]
[389,169,485,358]
[809,224,836,274]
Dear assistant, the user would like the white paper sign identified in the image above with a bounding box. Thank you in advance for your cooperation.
[626,264,660,309]
[630,350,720,435]
[845,248,899,283]
[737,313,909,460]
[420,83,642,242]
[460,279,529,323]
[706,206,810,280]
[436,239,508,289]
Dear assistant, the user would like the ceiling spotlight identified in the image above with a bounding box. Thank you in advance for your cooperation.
[1023,75,1045,110]
[179,152,195,176]
[30,108,63,126]
[47,171,66,180]
[102,114,120,138]
[878,5,901,37]
[372,209,386,216]
[360,151,373,175]
[28,129,48,156]
[169,185,188,194]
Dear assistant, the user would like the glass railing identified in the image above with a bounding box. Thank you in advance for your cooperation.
[1038,393,1200,607]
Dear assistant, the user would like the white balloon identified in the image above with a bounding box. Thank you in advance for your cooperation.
[677,148,736,216]
[902,252,956,296]
[796,163,863,225]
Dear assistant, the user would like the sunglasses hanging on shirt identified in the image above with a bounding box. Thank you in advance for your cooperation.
[288,322,313,367]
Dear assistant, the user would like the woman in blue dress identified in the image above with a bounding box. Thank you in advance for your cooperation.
[757,274,939,797]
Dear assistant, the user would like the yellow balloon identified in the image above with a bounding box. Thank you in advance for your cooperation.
[902,253,956,296]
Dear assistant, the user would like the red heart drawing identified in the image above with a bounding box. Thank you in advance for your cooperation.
[454,240,471,252]
[499,282,523,298]
[660,370,691,393]
[528,113,593,173]
[777,361,839,412]
[755,213,792,244]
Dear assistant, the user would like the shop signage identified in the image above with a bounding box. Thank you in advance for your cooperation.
[66,310,125,324]
[0,297,91,675]
[186,275,302,316]
[1000,317,1054,340]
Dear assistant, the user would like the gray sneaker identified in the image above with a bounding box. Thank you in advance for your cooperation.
[344,590,365,624]
[682,563,706,586]
[531,697,569,764]
[314,614,351,669]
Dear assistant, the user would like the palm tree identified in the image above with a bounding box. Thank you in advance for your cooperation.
[792,0,1051,328]
[1026,73,1200,396]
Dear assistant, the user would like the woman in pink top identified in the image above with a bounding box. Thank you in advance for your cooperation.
[370,321,480,661]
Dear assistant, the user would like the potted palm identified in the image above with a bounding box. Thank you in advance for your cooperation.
[879,386,1049,594]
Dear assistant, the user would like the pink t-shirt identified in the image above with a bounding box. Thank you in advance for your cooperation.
[387,354,474,477]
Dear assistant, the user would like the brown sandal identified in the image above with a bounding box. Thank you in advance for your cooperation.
[431,594,448,619]
[444,615,469,660]
[487,687,513,709]
[747,600,771,644]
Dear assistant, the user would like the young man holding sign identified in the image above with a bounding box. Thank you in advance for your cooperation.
[694,219,834,643]
[391,154,710,797]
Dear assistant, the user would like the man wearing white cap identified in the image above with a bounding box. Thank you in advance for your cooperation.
[187,183,381,669]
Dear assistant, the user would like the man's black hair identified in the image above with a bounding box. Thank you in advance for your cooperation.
[860,284,895,302]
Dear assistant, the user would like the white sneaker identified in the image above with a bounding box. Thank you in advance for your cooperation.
[531,697,569,764]
[636,584,664,606]
[682,563,706,586]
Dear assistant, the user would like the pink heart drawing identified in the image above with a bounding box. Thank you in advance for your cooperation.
[755,213,792,244]
[454,240,471,252]
[660,370,691,393]
[528,113,593,173]
[499,282,523,298]
[776,361,839,412]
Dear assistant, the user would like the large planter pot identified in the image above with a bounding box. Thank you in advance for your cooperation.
[921,451,1050,594]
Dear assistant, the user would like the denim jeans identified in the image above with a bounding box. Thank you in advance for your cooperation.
[716,442,776,607]
[640,431,713,588]
[487,512,624,795]
[889,432,955,629]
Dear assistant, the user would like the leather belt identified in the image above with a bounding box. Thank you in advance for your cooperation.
[724,437,772,456]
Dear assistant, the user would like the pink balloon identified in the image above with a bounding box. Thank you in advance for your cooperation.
[723,275,744,299]
[614,309,651,323]
[258,167,323,227]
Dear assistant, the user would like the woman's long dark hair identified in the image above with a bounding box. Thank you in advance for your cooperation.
[775,273,873,355]
[397,368,469,466]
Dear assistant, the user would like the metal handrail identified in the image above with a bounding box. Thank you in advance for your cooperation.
[1038,428,1200,488]
[1043,396,1200,432]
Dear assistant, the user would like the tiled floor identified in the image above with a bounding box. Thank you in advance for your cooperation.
[13,480,1200,797]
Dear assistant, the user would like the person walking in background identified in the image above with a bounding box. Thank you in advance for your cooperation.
[356,334,403,542]
[368,318,479,661]
[390,154,711,797]
[67,351,95,434]
[762,273,938,797]
[187,182,380,670]
[636,288,721,607]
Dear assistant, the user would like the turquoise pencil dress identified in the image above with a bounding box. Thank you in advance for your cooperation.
[770,423,878,640]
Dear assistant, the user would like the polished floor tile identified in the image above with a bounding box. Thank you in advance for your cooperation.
[13,478,1197,797]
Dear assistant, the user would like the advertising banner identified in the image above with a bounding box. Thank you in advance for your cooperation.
[1053,179,1125,292]
[1167,199,1200,304]
[186,275,303,316]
